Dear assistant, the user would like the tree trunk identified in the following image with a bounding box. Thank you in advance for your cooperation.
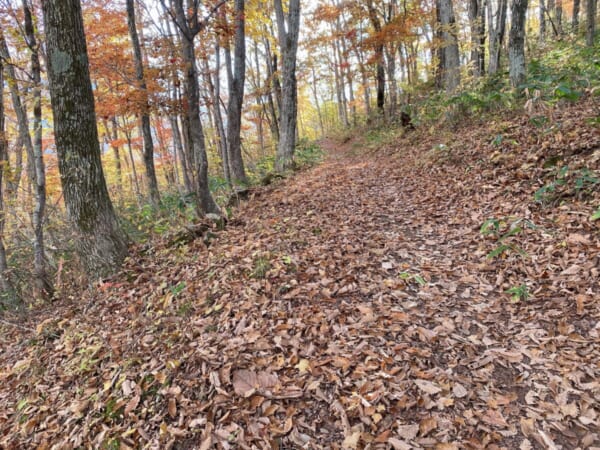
[126,0,161,206]
[573,0,581,31]
[587,0,597,45]
[439,0,461,92]
[109,117,123,195]
[274,0,301,172]
[488,0,508,74]
[367,1,385,115]
[263,36,280,143]
[42,0,128,278]
[24,1,53,298]
[556,0,563,34]
[123,124,142,201]
[540,0,547,39]
[331,38,347,126]
[204,49,230,185]
[253,41,267,153]
[0,52,17,306]
[0,31,35,192]
[509,0,528,88]
[311,67,325,137]
[385,44,398,116]
[227,0,248,185]
[469,0,486,77]
[166,0,221,216]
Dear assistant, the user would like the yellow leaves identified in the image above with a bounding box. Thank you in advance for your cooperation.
[341,429,361,449]
[11,358,30,373]
[166,359,181,370]
[295,358,310,374]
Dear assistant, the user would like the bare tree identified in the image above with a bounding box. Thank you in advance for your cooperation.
[161,0,222,215]
[23,0,53,298]
[126,0,161,206]
[273,0,301,171]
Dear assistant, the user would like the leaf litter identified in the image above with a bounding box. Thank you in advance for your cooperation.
[1,99,599,448]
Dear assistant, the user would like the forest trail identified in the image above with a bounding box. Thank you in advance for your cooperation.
[1,118,599,448]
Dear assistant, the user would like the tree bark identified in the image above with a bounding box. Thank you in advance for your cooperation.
[587,0,597,45]
[509,0,528,88]
[23,0,53,298]
[469,0,486,77]
[0,31,35,192]
[263,36,280,143]
[226,0,248,185]
[274,0,301,172]
[0,52,17,306]
[42,0,128,278]
[126,0,161,206]
[488,0,508,74]
[109,117,123,195]
[367,0,385,115]
[438,0,461,92]
[573,0,580,31]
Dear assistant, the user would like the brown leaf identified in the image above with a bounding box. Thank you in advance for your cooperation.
[419,416,437,436]
[575,294,586,314]
[232,369,278,397]
[124,395,140,416]
[560,264,581,276]
[168,397,177,418]
[481,409,508,428]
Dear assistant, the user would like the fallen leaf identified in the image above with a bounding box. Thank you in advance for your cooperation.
[481,409,508,428]
[388,438,411,450]
[419,416,437,436]
[168,397,177,418]
[124,395,140,416]
[342,430,361,449]
[414,379,442,395]
[295,358,310,374]
[397,423,419,440]
[232,369,278,397]
[452,383,468,398]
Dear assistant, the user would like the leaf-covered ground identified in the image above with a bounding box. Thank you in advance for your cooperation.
[1,99,599,449]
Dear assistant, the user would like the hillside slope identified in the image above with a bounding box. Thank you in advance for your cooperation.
[1,98,599,449]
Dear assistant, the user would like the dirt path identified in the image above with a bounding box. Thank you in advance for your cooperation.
[1,137,599,449]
